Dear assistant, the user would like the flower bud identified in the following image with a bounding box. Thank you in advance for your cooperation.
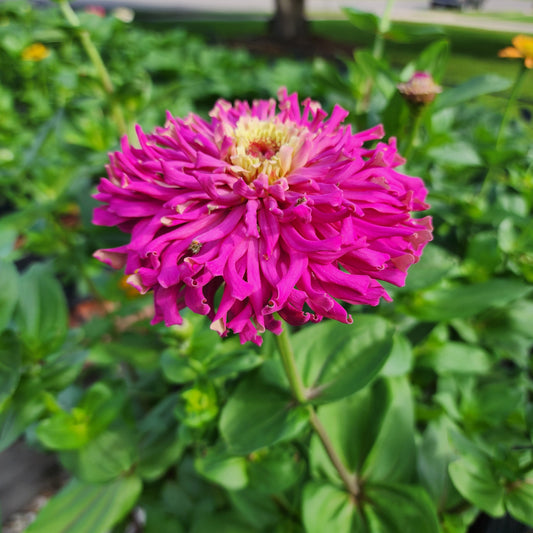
[398,71,442,105]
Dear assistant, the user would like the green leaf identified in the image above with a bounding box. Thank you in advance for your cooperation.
[247,444,305,494]
[194,448,248,490]
[161,349,199,384]
[0,379,46,452]
[227,488,280,530]
[361,377,416,484]
[342,7,379,35]
[408,279,532,321]
[302,481,364,533]
[386,24,445,44]
[191,512,258,533]
[310,377,415,485]
[414,39,449,81]
[0,334,21,409]
[434,74,513,111]
[219,373,309,455]
[380,333,413,377]
[294,317,394,404]
[37,411,90,450]
[424,342,491,375]
[14,264,68,359]
[0,259,18,332]
[364,483,440,533]
[505,479,533,527]
[310,379,389,482]
[399,245,458,291]
[26,476,142,533]
[417,418,463,510]
[62,430,137,483]
[427,141,482,168]
[449,457,505,517]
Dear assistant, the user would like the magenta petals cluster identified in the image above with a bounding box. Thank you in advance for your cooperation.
[93,88,432,345]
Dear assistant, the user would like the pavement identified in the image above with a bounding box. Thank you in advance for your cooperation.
[67,0,533,33]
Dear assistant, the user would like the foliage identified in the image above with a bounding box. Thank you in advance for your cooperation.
[1,1,533,532]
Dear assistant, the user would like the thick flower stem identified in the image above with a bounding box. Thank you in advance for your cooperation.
[402,105,424,162]
[56,0,127,135]
[275,326,360,499]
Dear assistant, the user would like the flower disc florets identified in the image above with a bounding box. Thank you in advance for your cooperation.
[93,88,432,345]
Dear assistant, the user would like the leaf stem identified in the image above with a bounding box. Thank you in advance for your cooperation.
[275,325,360,499]
[56,0,127,135]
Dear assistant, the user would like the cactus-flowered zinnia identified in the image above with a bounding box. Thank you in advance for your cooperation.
[93,89,432,345]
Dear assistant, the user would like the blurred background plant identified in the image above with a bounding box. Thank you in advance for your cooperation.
[0,1,532,532]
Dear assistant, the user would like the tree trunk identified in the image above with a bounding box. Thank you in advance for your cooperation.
[269,0,308,43]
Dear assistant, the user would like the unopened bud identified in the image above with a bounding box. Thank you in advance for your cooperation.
[398,71,442,105]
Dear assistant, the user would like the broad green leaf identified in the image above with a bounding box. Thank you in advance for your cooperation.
[36,411,90,450]
[310,379,390,483]
[0,334,21,409]
[294,317,394,404]
[398,244,458,291]
[424,342,491,375]
[449,457,505,517]
[247,444,305,494]
[414,39,449,81]
[0,259,18,332]
[342,7,379,35]
[26,476,142,533]
[417,418,462,510]
[219,373,309,455]
[434,75,512,111]
[427,141,482,167]
[386,24,445,44]
[364,483,440,533]
[194,448,248,490]
[302,481,364,533]
[309,378,417,487]
[408,279,532,321]
[0,379,46,452]
[14,263,68,359]
[62,430,137,483]
[227,488,280,530]
[161,349,200,384]
[505,479,533,527]
[362,377,416,484]
[191,512,258,533]
[380,333,413,377]
[137,395,187,481]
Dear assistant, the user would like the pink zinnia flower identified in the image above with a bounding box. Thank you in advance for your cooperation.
[93,89,432,345]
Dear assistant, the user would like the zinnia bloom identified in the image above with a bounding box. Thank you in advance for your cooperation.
[498,34,533,69]
[21,43,50,62]
[93,89,432,345]
[397,71,442,105]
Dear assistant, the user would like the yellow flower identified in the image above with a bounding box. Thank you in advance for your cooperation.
[498,34,533,69]
[21,42,50,62]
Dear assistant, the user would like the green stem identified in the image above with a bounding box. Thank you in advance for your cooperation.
[275,325,360,499]
[372,0,395,60]
[496,64,527,148]
[56,0,127,135]
[482,65,528,197]
[402,106,424,162]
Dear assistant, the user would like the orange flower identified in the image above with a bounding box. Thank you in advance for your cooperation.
[21,43,50,62]
[498,34,533,69]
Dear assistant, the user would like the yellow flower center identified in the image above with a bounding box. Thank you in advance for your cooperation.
[228,117,305,184]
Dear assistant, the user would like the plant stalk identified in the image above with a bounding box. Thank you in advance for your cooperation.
[275,325,360,499]
[496,63,527,148]
[56,0,127,135]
